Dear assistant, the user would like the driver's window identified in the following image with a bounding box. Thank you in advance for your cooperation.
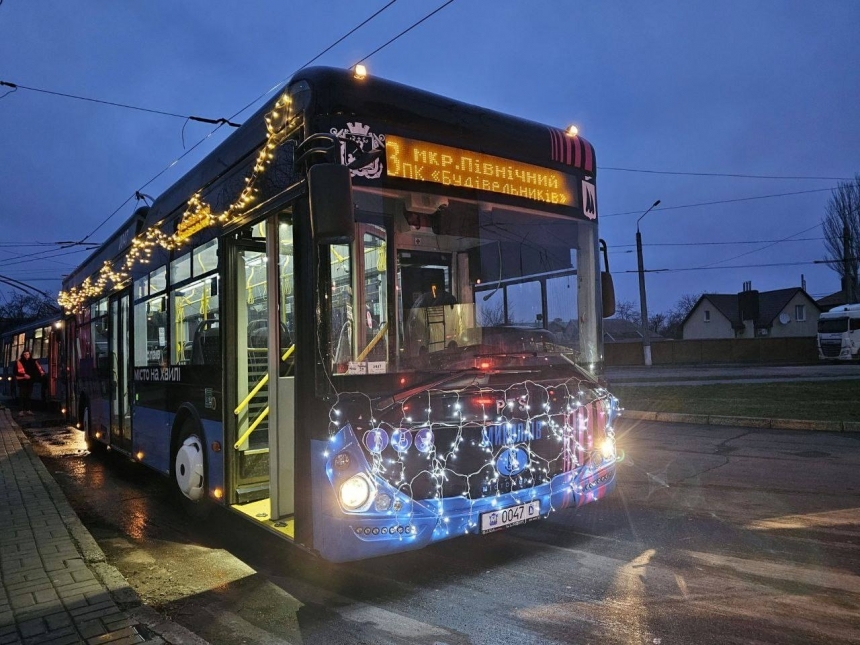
[329,244,353,374]
[278,218,295,375]
[356,227,388,368]
[328,225,390,375]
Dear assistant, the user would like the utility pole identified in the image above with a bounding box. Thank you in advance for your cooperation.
[636,200,661,367]
[843,224,857,304]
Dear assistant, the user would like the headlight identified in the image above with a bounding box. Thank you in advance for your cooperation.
[339,474,374,512]
[600,437,615,460]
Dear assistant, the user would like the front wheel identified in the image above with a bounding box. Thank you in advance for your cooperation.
[173,421,210,519]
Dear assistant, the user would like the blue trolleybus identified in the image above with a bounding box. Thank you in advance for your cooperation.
[58,67,619,562]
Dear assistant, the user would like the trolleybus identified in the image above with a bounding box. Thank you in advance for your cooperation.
[58,66,619,562]
[1,315,65,409]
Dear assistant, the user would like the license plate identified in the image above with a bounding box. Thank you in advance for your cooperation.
[481,500,541,534]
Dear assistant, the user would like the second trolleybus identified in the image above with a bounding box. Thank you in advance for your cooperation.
[58,66,619,562]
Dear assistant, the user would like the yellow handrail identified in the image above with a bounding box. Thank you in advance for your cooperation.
[234,374,268,416]
[281,343,296,362]
[233,344,296,416]
[356,322,388,362]
[234,406,269,450]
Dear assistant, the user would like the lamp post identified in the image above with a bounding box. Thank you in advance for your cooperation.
[636,199,661,366]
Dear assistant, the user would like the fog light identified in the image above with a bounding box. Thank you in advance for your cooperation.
[339,474,374,512]
[600,437,615,460]
[333,451,351,470]
[375,492,392,512]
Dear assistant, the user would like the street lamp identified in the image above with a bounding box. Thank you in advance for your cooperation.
[636,199,661,366]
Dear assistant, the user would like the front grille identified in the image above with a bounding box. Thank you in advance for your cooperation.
[821,343,841,358]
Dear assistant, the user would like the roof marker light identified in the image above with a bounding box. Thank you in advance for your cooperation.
[566,125,579,137]
[354,64,368,80]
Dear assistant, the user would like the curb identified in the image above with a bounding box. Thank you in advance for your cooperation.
[12,422,211,645]
[622,410,858,432]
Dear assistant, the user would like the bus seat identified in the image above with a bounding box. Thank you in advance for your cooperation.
[192,320,221,365]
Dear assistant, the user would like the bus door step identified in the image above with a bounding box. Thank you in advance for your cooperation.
[236,482,270,504]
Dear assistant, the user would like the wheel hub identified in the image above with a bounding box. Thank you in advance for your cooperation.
[175,435,205,501]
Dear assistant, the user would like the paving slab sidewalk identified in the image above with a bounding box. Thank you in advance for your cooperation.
[0,407,209,645]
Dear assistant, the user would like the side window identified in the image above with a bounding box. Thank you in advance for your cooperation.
[171,276,219,365]
[32,327,44,359]
[794,304,806,322]
[134,296,167,366]
[193,239,218,276]
[704,309,711,323]
[91,316,109,377]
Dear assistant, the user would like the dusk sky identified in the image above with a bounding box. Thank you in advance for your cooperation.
[1,1,858,315]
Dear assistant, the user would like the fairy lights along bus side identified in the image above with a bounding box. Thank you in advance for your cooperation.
[58,67,619,563]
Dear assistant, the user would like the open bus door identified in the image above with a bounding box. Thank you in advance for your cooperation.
[110,292,132,452]
[226,212,297,538]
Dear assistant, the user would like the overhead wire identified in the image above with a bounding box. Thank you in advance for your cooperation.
[697,223,822,268]
[65,0,406,250]
[620,258,856,275]
[0,80,241,127]
[602,187,837,218]
[354,0,457,65]
[608,236,825,249]
[0,273,56,299]
[221,0,400,125]
[598,166,851,181]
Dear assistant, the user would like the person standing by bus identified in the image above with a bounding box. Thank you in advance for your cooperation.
[15,349,44,416]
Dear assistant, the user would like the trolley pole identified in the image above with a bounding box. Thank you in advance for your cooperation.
[636,200,661,367]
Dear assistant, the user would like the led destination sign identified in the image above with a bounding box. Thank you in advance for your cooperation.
[385,135,576,207]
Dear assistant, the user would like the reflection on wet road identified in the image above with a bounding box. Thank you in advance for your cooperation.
[25,421,860,645]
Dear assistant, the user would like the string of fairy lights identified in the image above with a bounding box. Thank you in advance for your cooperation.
[324,377,617,540]
[57,92,294,313]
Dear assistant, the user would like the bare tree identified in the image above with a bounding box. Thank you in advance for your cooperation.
[0,293,60,332]
[822,174,860,302]
[662,293,703,339]
[479,299,506,327]
[613,300,640,326]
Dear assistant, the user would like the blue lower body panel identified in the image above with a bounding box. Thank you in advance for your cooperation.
[311,425,616,563]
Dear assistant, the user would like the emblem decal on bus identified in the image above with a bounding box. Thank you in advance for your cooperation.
[331,122,385,179]
[582,181,596,220]
[496,447,530,477]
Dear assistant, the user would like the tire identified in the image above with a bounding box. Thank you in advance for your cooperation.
[173,419,211,519]
[82,407,105,454]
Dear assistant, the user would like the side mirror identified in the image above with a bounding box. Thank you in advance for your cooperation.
[601,272,616,318]
[309,164,354,244]
[599,239,616,318]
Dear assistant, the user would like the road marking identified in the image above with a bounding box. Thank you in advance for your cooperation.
[745,507,860,534]
[684,550,860,594]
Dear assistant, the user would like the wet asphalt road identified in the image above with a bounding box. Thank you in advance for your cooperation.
[24,420,860,645]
